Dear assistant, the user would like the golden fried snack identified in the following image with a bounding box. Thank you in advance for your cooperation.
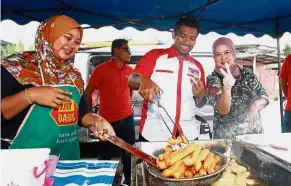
[205,154,220,174]
[214,155,221,164]
[199,168,207,176]
[176,136,183,144]
[164,145,173,157]
[194,173,200,177]
[207,167,215,174]
[225,166,232,172]
[165,145,173,152]
[203,152,214,170]
[168,137,177,145]
[165,142,196,167]
[209,158,218,171]
[214,164,221,171]
[162,159,184,178]
[181,135,189,144]
[230,163,241,174]
[198,149,210,161]
[159,137,225,179]
[173,162,187,179]
[238,165,247,172]
[214,158,253,186]
[158,154,165,161]
[161,168,172,178]
[222,172,236,179]
[181,154,192,166]
[242,171,250,178]
[158,145,173,161]
[235,172,247,185]
[183,144,201,166]
[191,166,197,175]
[168,135,188,145]
[246,179,255,185]
[194,159,202,172]
[184,168,193,178]
[157,160,168,170]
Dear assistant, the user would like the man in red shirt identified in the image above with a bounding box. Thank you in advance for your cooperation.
[280,54,291,133]
[85,39,134,185]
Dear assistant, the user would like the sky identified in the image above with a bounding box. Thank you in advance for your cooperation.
[1,19,291,53]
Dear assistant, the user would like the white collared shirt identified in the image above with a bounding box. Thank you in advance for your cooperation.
[133,46,205,141]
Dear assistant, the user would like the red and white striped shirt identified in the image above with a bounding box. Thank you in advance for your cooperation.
[133,46,205,141]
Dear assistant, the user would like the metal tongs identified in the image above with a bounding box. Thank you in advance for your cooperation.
[152,89,189,146]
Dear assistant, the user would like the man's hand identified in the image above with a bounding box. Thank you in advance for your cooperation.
[191,77,204,97]
[138,77,160,103]
[220,63,236,89]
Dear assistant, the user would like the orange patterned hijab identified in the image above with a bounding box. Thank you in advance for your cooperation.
[1,15,84,95]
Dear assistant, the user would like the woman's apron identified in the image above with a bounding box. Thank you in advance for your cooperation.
[8,83,81,160]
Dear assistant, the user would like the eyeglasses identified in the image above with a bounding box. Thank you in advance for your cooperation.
[118,47,131,53]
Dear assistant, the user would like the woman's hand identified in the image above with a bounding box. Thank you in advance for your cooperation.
[247,104,260,129]
[28,86,72,108]
[89,115,116,141]
[220,63,236,89]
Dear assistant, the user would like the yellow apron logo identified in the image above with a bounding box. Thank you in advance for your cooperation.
[50,100,78,126]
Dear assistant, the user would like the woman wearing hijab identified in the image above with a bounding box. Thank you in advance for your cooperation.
[1,15,115,160]
[206,37,269,139]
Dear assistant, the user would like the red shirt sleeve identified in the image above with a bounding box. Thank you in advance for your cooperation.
[192,59,206,90]
[280,54,291,80]
[133,49,161,78]
[88,65,102,88]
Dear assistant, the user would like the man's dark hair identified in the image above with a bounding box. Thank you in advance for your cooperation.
[111,39,128,56]
[174,17,200,34]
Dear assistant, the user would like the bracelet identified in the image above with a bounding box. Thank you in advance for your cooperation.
[24,89,33,104]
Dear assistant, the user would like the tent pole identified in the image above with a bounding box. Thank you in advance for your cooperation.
[253,56,257,75]
[277,37,284,132]
[275,17,283,132]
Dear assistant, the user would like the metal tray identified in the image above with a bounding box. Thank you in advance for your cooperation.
[231,139,291,186]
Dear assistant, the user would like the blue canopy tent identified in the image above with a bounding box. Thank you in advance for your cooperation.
[2,0,291,36]
[2,0,291,128]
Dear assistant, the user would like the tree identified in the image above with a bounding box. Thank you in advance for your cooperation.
[282,43,291,56]
[17,40,25,52]
[28,42,35,51]
[1,44,17,57]
[0,45,7,57]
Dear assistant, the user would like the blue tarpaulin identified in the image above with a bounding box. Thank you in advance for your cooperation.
[2,0,291,38]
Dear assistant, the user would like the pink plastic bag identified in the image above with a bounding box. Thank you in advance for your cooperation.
[43,155,59,186]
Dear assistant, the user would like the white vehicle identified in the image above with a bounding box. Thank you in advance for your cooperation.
[73,45,214,143]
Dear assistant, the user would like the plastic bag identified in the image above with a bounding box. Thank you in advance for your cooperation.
[1,148,50,186]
